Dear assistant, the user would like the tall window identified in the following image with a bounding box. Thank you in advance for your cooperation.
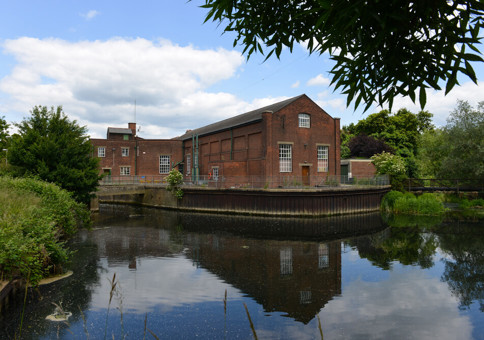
[298,113,310,128]
[121,147,129,157]
[212,167,219,181]
[159,155,170,174]
[120,166,130,176]
[98,147,105,157]
[186,155,191,175]
[279,144,292,172]
[317,145,329,172]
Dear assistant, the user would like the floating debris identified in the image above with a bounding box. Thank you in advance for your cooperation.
[46,302,72,322]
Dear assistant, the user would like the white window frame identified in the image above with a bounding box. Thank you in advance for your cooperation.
[317,145,329,172]
[298,113,310,128]
[121,147,129,157]
[120,166,130,176]
[186,154,191,175]
[159,155,170,174]
[279,144,292,173]
[98,147,105,157]
[212,167,219,181]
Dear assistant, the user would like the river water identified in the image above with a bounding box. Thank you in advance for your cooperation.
[1,205,483,339]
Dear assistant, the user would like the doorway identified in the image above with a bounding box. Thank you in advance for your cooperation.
[301,166,310,186]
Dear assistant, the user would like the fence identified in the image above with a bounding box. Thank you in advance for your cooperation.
[407,178,483,192]
[100,174,389,189]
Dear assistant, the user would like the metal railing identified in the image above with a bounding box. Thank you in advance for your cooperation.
[99,174,389,189]
[407,178,483,192]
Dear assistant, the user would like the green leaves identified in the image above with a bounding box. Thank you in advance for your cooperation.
[200,0,483,110]
[9,106,101,203]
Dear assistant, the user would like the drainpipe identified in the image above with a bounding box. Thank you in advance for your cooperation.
[230,128,233,160]
[135,139,138,175]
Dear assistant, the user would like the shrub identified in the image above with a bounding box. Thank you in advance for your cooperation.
[165,169,184,199]
[381,190,404,212]
[0,176,89,285]
[382,191,445,216]
[371,152,407,190]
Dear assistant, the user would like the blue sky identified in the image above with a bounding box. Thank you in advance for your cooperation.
[1,1,482,138]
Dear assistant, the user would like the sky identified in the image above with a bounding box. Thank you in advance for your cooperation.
[0,1,483,139]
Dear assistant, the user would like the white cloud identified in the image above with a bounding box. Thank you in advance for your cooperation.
[291,80,300,88]
[0,37,246,138]
[389,81,483,127]
[307,74,330,86]
[81,10,100,20]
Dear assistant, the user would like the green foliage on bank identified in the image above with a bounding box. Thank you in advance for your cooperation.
[382,191,445,216]
[0,176,90,285]
[8,106,101,204]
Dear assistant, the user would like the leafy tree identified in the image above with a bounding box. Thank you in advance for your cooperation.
[343,108,433,177]
[416,129,447,178]
[201,0,483,110]
[9,106,100,203]
[437,100,484,180]
[347,134,393,158]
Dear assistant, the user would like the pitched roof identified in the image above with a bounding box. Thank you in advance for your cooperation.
[177,94,306,140]
[107,127,133,135]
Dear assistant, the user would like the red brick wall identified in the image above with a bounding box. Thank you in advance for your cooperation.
[347,160,376,178]
[182,121,264,179]
[264,96,341,186]
[90,137,182,177]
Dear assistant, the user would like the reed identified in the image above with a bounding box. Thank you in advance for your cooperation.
[243,303,258,340]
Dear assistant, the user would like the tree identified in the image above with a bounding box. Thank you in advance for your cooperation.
[347,134,393,158]
[201,0,483,110]
[343,108,433,177]
[438,100,484,180]
[9,106,100,203]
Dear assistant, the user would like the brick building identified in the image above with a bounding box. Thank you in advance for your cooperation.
[91,94,341,187]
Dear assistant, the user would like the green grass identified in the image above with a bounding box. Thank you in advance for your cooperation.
[0,176,90,285]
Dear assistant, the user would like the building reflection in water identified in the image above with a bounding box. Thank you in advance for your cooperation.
[183,232,341,324]
[93,205,387,324]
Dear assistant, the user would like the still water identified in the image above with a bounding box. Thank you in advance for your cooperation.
[1,205,483,339]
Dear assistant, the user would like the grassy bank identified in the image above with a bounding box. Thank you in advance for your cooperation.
[0,176,89,285]
[382,191,446,215]
[382,190,484,220]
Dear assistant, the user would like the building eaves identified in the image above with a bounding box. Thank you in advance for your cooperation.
[177,94,306,140]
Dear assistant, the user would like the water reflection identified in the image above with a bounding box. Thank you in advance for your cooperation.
[1,205,483,339]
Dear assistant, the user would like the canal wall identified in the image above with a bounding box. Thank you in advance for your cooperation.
[94,185,391,217]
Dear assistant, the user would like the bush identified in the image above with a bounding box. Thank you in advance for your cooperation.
[371,152,407,190]
[382,191,445,216]
[0,176,89,285]
[165,169,184,199]
[381,190,404,212]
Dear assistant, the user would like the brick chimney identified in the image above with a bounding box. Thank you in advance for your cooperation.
[128,122,136,136]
